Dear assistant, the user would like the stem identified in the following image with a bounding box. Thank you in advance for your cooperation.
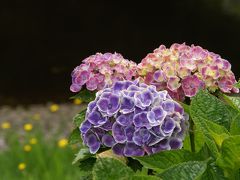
[189,118,195,152]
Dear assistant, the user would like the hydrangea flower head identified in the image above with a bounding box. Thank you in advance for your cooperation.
[70,52,137,92]
[137,43,239,101]
[80,79,189,156]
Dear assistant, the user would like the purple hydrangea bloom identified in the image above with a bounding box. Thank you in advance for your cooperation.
[80,79,189,156]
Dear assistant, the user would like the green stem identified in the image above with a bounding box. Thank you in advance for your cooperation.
[189,118,195,153]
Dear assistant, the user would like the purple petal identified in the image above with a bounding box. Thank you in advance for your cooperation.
[162,118,175,134]
[124,125,135,141]
[169,138,183,149]
[113,81,126,92]
[133,112,149,128]
[147,111,156,124]
[120,96,135,114]
[153,70,165,82]
[116,113,134,126]
[98,121,113,131]
[88,110,107,126]
[80,120,91,133]
[70,84,82,92]
[97,98,108,112]
[107,94,120,115]
[147,134,165,146]
[87,101,97,113]
[86,77,98,91]
[152,139,170,153]
[89,142,101,154]
[102,134,116,147]
[174,103,184,115]
[74,70,90,85]
[153,107,166,119]
[133,128,150,146]
[123,142,145,156]
[85,132,99,146]
[112,122,127,143]
[112,143,125,156]
[162,100,175,112]
[141,90,153,106]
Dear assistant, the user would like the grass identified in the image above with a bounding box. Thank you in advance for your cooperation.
[0,103,85,180]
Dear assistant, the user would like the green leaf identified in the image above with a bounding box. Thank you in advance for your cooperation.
[73,110,86,127]
[158,160,208,180]
[189,114,219,158]
[132,175,160,180]
[77,157,96,179]
[79,157,96,172]
[200,161,225,180]
[68,128,81,145]
[72,147,92,164]
[230,113,240,135]
[190,90,232,157]
[220,94,240,111]
[93,158,134,180]
[70,89,96,102]
[216,135,240,171]
[190,90,231,129]
[134,149,199,171]
[220,94,240,135]
[183,125,205,152]
[234,80,240,88]
[204,120,229,147]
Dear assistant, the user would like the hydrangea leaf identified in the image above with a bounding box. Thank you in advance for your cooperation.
[183,126,205,152]
[220,94,240,112]
[158,160,208,180]
[134,149,199,171]
[219,94,240,135]
[216,136,240,171]
[230,114,240,135]
[72,147,92,164]
[190,114,230,157]
[73,109,86,127]
[68,128,81,145]
[70,89,96,102]
[132,175,159,180]
[200,161,225,180]
[78,157,96,179]
[93,158,134,180]
[234,80,240,88]
[190,90,231,129]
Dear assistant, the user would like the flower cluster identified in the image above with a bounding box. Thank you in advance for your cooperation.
[80,80,189,156]
[70,52,137,92]
[137,43,239,101]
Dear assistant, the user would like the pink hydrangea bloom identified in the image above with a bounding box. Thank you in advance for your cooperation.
[137,43,239,101]
[70,52,137,92]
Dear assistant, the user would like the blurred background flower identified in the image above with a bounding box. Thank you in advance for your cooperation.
[18,163,26,171]
[1,122,11,129]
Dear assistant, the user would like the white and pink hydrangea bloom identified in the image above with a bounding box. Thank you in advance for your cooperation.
[70,52,137,92]
[137,43,239,101]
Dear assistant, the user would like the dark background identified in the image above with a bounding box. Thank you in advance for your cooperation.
[1,0,240,105]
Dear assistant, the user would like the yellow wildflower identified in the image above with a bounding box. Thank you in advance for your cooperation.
[58,138,68,148]
[50,104,59,112]
[18,163,26,171]
[73,98,83,105]
[32,113,41,120]
[24,123,33,131]
[24,144,32,152]
[29,138,37,145]
[1,122,11,129]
